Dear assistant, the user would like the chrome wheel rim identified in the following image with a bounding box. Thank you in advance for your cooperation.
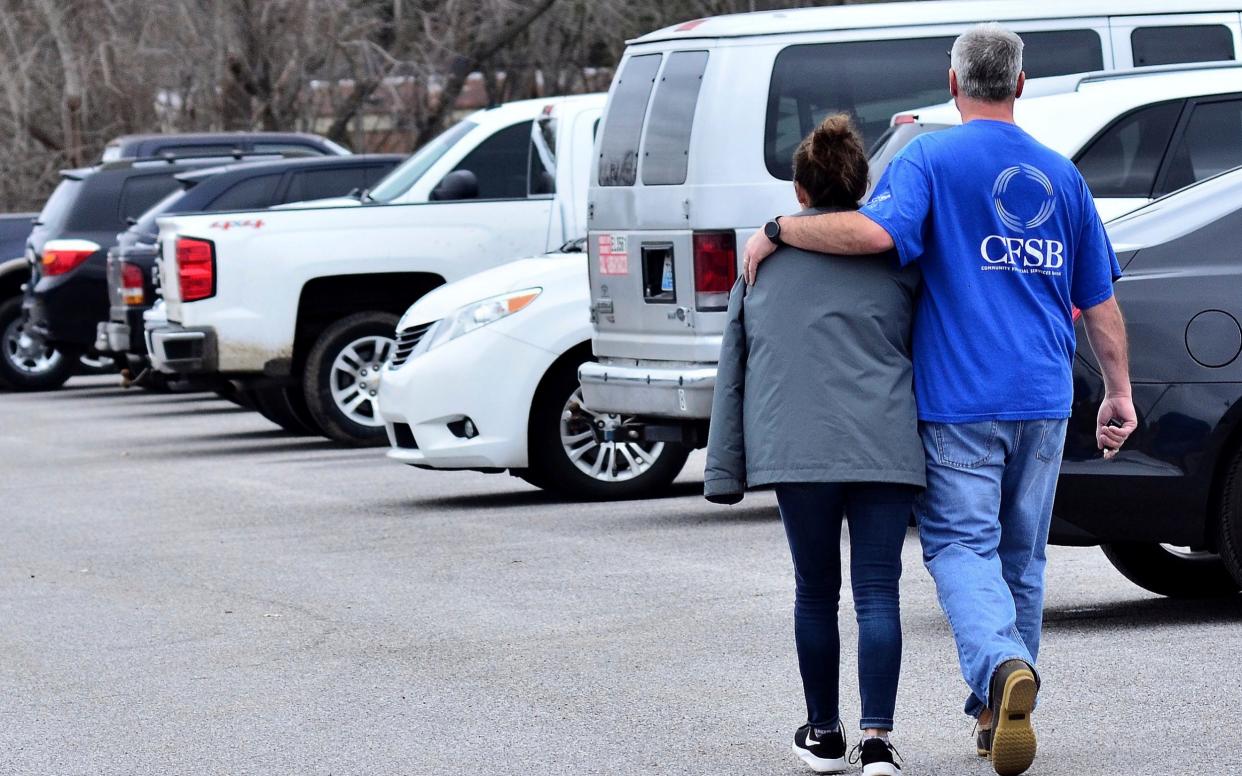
[3,314,63,376]
[329,335,393,428]
[560,387,665,482]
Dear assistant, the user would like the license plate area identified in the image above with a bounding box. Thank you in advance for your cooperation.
[641,242,676,304]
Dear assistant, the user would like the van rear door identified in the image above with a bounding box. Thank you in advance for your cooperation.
[588,49,724,363]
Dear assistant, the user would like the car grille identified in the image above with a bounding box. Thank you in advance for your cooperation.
[389,320,436,369]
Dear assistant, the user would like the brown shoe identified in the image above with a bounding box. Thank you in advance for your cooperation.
[988,659,1038,776]
[974,721,992,758]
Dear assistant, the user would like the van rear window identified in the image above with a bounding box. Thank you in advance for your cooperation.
[642,50,710,186]
[598,53,662,186]
[765,30,1105,180]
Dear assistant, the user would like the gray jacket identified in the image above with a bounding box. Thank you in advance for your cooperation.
[704,209,925,503]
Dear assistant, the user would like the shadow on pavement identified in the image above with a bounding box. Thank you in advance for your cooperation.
[406,480,710,511]
[1044,594,1242,632]
[97,404,250,421]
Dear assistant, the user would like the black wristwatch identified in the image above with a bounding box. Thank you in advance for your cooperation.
[764,217,783,246]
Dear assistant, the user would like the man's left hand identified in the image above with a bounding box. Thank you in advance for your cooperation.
[1097,395,1137,460]
[743,227,778,285]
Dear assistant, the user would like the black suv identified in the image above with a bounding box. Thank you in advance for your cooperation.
[101,154,404,382]
[5,134,348,391]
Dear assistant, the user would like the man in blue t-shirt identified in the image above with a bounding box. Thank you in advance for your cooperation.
[742,23,1135,776]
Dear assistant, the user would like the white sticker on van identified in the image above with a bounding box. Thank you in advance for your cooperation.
[598,234,628,276]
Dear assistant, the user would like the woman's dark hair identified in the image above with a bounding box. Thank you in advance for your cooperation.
[792,113,869,210]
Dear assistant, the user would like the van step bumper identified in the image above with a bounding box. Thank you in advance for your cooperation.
[578,360,716,419]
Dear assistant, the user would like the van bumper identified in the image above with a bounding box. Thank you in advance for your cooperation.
[578,359,716,419]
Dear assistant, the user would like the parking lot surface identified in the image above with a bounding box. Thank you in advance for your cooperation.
[2,376,1240,775]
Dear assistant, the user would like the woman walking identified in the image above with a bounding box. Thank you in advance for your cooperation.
[704,114,923,776]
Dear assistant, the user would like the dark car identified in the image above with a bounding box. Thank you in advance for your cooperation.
[101,154,404,382]
[1052,168,1242,598]
[100,132,349,163]
[9,139,348,391]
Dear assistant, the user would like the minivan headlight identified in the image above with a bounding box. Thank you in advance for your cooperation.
[424,287,542,351]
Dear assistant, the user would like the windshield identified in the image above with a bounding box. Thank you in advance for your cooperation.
[865,122,951,199]
[367,120,477,203]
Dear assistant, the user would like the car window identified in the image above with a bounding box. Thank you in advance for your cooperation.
[448,120,532,200]
[35,178,84,232]
[1162,98,1242,194]
[1132,25,1236,67]
[252,142,328,156]
[133,189,188,234]
[281,167,369,203]
[367,120,476,203]
[765,30,1104,180]
[597,53,662,186]
[363,164,394,187]
[642,50,710,186]
[203,173,282,211]
[1075,101,1183,199]
[119,174,181,222]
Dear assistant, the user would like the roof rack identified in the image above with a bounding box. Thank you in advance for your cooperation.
[100,148,318,171]
[1076,60,1242,89]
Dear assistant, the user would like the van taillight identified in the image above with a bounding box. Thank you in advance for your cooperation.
[693,231,736,311]
[176,237,215,302]
[41,239,100,276]
[120,262,145,305]
[893,114,917,125]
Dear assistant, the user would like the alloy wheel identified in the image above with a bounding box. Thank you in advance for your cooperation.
[328,334,393,428]
[559,387,665,482]
[3,314,63,376]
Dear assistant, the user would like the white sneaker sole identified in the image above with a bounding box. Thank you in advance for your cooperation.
[862,761,900,776]
[792,743,848,773]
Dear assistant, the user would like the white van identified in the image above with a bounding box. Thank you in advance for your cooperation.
[579,0,1242,437]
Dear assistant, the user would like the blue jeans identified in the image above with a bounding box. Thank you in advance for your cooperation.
[915,419,1067,718]
[775,482,917,731]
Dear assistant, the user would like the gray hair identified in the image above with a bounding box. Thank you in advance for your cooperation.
[950,23,1024,102]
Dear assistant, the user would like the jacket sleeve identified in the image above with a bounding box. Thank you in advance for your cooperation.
[703,278,748,504]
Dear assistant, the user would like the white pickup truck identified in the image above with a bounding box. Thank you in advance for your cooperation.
[147,94,603,444]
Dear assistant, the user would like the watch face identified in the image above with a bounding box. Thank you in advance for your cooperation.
[765,220,779,241]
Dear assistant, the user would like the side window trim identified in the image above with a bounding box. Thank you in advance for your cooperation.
[1072,98,1187,200]
[272,170,296,205]
[1152,93,1242,197]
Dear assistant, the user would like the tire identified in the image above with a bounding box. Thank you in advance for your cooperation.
[1215,445,1242,589]
[1101,542,1239,598]
[251,385,320,436]
[0,296,77,391]
[301,311,397,446]
[520,359,690,500]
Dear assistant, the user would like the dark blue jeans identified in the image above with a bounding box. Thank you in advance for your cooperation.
[775,482,916,731]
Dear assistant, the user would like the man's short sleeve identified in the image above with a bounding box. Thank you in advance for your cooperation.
[1071,180,1123,310]
[861,155,933,266]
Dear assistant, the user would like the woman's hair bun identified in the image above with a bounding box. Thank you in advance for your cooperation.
[792,113,868,211]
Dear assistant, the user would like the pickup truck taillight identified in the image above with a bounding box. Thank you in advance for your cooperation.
[41,239,100,276]
[176,237,215,302]
[692,231,736,312]
[120,262,145,305]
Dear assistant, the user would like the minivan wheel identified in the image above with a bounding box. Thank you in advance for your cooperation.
[302,312,397,446]
[521,361,690,500]
[1100,542,1239,598]
[250,385,319,436]
[0,297,76,391]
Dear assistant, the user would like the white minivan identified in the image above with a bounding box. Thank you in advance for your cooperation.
[579,0,1242,436]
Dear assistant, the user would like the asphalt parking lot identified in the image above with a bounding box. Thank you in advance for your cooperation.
[2,376,1240,775]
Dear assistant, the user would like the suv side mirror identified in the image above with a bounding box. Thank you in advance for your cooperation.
[430,169,479,201]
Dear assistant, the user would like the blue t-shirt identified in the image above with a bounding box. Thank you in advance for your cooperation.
[862,120,1121,423]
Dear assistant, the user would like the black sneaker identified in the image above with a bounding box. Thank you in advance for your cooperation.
[988,659,1038,776]
[850,736,902,776]
[792,723,847,773]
